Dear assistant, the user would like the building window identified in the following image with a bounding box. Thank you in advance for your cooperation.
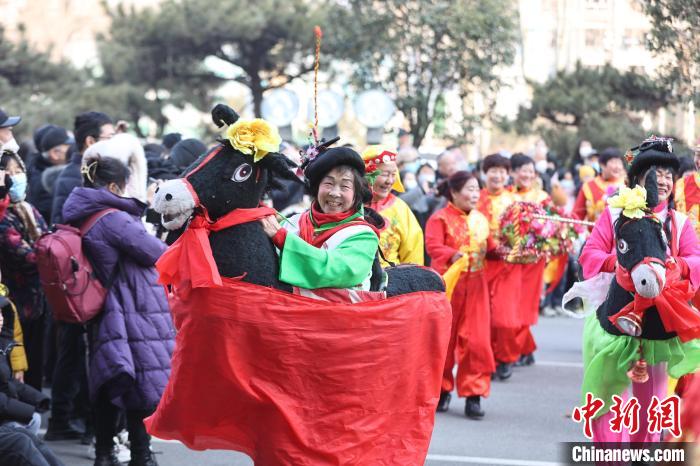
[622,29,645,49]
[586,0,609,7]
[585,29,605,48]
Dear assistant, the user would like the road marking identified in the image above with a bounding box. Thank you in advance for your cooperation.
[535,360,583,368]
[426,454,561,465]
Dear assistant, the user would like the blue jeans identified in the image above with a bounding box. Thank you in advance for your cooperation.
[3,412,42,436]
[0,423,64,466]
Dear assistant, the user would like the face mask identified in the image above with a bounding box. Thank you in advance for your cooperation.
[418,174,436,186]
[560,179,575,193]
[403,179,418,191]
[9,172,27,202]
[403,161,420,174]
[535,160,548,174]
[591,162,600,173]
[1,138,19,154]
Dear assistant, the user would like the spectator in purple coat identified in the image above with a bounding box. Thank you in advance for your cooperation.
[62,157,173,466]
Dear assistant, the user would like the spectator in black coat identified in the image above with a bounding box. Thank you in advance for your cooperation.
[0,299,50,433]
[0,304,62,466]
[26,126,71,222]
[50,112,114,226]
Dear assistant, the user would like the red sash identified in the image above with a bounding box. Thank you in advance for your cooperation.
[611,259,700,342]
[156,206,276,290]
[297,204,379,248]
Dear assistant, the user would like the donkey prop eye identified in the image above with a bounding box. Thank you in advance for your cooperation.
[617,239,629,254]
[232,163,253,182]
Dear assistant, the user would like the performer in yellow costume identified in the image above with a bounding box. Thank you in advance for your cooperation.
[573,149,626,226]
[675,143,700,237]
[362,146,424,266]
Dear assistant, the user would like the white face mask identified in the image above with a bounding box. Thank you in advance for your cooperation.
[1,138,19,154]
[535,159,548,174]
[403,179,418,191]
[418,174,436,186]
[9,172,27,202]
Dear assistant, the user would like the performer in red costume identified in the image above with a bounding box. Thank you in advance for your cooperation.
[510,154,550,366]
[476,154,519,380]
[426,171,495,419]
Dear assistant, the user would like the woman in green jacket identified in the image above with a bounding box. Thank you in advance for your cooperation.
[260,146,380,290]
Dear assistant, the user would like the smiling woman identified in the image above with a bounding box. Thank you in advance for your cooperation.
[259,146,382,290]
[362,146,424,266]
[578,136,700,443]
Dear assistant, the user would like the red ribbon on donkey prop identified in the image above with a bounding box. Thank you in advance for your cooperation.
[610,258,700,342]
[156,206,276,290]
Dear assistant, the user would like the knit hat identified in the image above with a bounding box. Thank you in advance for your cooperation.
[626,136,679,181]
[40,126,73,152]
[33,124,57,150]
[162,132,182,150]
[304,146,366,193]
[360,146,404,193]
[170,138,208,169]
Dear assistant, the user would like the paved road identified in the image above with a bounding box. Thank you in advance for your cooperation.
[47,315,585,465]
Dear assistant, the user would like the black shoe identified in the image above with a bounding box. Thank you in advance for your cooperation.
[496,362,512,380]
[436,391,451,412]
[94,450,121,466]
[44,419,84,441]
[465,396,485,419]
[515,353,535,367]
[129,450,159,466]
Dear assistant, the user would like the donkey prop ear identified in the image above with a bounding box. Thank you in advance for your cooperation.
[259,152,304,191]
[644,168,659,210]
[211,104,240,128]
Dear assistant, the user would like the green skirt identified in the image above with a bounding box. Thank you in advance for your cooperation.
[582,313,700,418]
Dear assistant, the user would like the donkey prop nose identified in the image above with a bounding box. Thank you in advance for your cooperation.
[630,261,666,298]
[152,178,197,230]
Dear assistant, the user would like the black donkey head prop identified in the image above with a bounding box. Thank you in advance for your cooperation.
[598,170,674,339]
[153,104,299,229]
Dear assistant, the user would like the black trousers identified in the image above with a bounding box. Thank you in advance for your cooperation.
[94,389,151,455]
[21,312,47,391]
[0,424,64,466]
[49,322,88,423]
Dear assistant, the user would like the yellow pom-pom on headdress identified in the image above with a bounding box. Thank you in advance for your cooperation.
[607,185,647,219]
[360,145,404,193]
[226,118,281,163]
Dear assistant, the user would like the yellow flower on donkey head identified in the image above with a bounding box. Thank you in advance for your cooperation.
[607,185,647,219]
[226,118,281,163]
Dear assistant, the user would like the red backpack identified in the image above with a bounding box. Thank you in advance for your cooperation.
[36,209,118,324]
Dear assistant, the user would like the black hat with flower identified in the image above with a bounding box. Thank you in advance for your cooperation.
[626,136,679,182]
[299,138,365,196]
